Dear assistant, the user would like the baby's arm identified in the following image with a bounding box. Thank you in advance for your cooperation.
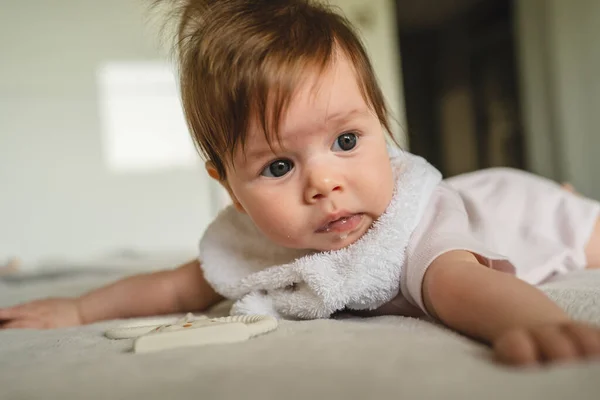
[78,259,222,323]
[0,260,223,329]
[422,250,600,365]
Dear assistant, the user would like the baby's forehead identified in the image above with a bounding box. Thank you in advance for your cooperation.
[226,52,373,168]
[253,62,367,132]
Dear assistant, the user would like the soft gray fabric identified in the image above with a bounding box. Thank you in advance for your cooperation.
[1,269,600,400]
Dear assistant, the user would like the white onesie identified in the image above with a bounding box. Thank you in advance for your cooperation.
[393,169,599,317]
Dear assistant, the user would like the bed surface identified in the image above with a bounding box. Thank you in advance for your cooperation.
[1,268,600,400]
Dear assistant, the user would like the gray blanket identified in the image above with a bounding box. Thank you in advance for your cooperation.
[1,269,600,400]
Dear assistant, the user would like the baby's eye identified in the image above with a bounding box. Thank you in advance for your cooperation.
[261,159,294,178]
[332,132,358,152]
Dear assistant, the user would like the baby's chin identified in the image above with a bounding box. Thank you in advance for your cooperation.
[270,234,360,252]
[302,231,367,252]
[323,234,364,251]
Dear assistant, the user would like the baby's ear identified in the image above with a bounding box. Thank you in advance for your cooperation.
[205,161,221,181]
[205,161,246,214]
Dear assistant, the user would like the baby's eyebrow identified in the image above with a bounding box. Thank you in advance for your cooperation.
[244,147,275,162]
[325,107,368,123]
[246,149,273,161]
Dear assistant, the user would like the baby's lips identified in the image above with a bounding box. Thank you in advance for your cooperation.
[317,213,363,233]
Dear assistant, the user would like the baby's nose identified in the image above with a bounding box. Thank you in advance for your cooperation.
[304,169,343,202]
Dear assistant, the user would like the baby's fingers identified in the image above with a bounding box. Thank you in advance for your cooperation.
[0,303,41,320]
[562,323,600,358]
[494,323,600,366]
[0,305,24,320]
[494,329,539,366]
[532,325,579,362]
[1,319,48,330]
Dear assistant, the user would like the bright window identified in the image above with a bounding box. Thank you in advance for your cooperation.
[97,62,198,172]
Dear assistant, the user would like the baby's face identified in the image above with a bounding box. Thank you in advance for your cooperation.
[224,53,394,251]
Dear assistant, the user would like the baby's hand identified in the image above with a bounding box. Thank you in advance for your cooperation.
[0,298,83,329]
[493,321,600,366]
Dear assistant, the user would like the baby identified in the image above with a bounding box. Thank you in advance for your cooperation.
[1,0,600,367]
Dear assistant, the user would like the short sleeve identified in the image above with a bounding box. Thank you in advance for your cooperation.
[400,183,515,315]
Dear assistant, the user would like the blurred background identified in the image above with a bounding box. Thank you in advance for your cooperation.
[1,0,599,272]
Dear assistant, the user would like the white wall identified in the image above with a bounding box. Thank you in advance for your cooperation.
[0,0,403,269]
[516,0,600,199]
[0,0,216,267]
[548,0,600,200]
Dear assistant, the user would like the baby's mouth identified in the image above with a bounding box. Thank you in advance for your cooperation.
[316,213,364,234]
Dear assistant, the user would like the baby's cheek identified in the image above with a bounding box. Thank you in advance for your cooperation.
[363,170,394,212]
[247,203,305,247]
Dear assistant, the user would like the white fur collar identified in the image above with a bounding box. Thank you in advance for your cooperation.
[199,148,442,319]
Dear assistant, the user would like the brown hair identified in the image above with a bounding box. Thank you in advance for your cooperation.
[165,0,393,179]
